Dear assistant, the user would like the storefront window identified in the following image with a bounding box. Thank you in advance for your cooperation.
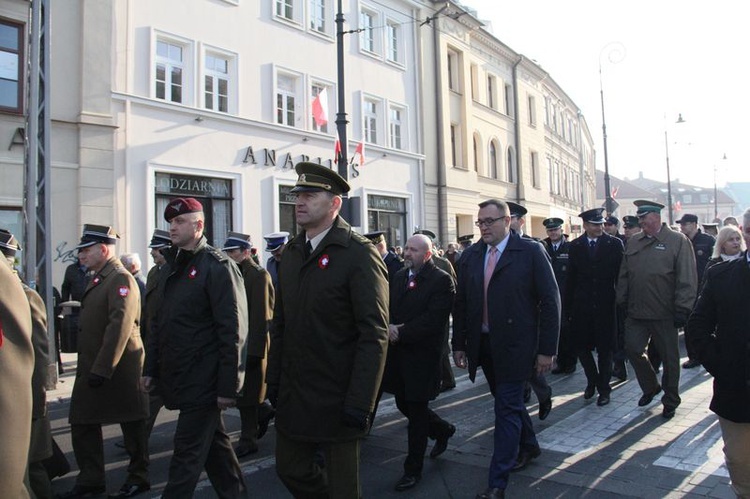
[367,195,406,248]
[278,185,298,237]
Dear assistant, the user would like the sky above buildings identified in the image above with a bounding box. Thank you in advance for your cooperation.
[465,0,748,189]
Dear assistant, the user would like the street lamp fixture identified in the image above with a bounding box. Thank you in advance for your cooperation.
[664,113,686,225]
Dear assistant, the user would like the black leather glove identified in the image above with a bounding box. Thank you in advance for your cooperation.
[341,407,370,430]
[266,385,279,408]
[88,373,105,388]
[674,312,689,329]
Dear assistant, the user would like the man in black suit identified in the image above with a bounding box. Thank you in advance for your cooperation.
[542,218,575,375]
[453,199,560,499]
[687,207,750,498]
[380,234,456,492]
[365,231,404,281]
[567,208,623,406]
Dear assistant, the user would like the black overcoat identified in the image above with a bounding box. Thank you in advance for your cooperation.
[381,260,455,402]
[566,233,623,352]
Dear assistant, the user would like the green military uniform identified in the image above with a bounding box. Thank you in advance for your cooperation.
[0,259,34,498]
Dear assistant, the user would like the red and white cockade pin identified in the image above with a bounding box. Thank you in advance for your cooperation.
[188,266,199,279]
[118,286,129,297]
[407,279,417,290]
[318,254,330,269]
[92,276,101,285]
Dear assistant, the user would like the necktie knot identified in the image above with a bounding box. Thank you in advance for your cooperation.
[305,240,313,258]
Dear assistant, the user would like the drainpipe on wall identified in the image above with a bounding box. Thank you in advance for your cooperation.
[433,13,447,242]
[413,7,426,235]
[512,56,523,204]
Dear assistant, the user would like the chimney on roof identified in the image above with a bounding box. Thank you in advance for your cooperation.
[638,171,643,179]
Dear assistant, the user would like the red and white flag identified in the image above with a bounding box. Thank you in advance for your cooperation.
[333,133,342,164]
[611,185,619,198]
[352,140,366,167]
[311,88,329,127]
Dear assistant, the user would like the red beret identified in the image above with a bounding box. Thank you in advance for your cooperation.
[164,197,203,222]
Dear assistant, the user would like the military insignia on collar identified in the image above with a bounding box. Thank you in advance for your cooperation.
[118,286,129,297]
[93,276,101,285]
[318,254,330,269]
[408,279,417,290]
[188,266,199,279]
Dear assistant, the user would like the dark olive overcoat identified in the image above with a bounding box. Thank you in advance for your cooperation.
[0,259,34,498]
[69,257,148,424]
[267,216,389,442]
[237,257,274,407]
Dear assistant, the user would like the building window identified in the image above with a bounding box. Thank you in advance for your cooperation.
[472,134,480,172]
[0,19,23,113]
[528,95,536,127]
[389,105,404,150]
[155,172,233,247]
[360,9,377,54]
[275,0,294,21]
[543,97,550,126]
[530,151,540,188]
[155,40,185,103]
[683,194,693,204]
[386,20,400,63]
[204,53,229,112]
[364,98,379,144]
[367,195,407,248]
[276,72,299,127]
[450,124,460,168]
[504,83,513,116]
[279,185,299,237]
[447,48,460,91]
[487,75,495,109]
[311,82,330,133]
[310,0,327,34]
[489,141,499,179]
[506,148,515,183]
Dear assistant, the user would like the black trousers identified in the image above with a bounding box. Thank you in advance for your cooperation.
[393,396,452,475]
[162,406,244,499]
[578,346,613,396]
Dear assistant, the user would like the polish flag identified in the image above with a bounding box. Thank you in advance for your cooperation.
[311,88,329,127]
[352,141,366,166]
[333,133,342,163]
[673,200,682,212]
[611,185,619,198]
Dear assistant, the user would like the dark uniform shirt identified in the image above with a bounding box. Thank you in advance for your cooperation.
[689,230,716,286]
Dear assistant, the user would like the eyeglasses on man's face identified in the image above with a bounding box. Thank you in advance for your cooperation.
[475,217,507,228]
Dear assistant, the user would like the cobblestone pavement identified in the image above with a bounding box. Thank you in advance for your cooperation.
[47,336,737,498]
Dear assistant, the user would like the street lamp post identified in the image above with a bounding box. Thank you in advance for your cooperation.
[664,113,685,226]
[714,153,727,220]
[598,43,625,216]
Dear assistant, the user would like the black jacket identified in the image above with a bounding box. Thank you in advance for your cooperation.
[690,230,716,286]
[687,254,750,423]
[381,260,455,402]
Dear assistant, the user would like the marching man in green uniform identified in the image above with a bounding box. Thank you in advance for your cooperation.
[222,231,275,458]
[63,225,150,499]
[267,162,389,498]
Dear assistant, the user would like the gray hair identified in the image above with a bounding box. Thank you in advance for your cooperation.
[120,253,142,272]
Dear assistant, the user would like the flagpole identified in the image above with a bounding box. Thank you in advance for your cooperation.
[335,0,351,222]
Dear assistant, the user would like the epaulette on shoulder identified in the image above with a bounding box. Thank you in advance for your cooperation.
[351,231,371,246]
[206,246,227,262]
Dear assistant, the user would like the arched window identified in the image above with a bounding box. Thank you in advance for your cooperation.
[507,147,515,183]
[489,141,499,179]
[473,133,480,172]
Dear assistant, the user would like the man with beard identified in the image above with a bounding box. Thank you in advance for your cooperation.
[380,234,456,491]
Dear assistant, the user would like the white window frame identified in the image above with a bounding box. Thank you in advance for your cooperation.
[274,0,303,26]
[385,18,403,66]
[201,45,237,114]
[447,48,460,92]
[153,32,194,106]
[309,0,333,37]
[359,7,380,56]
[487,74,496,110]
[274,68,304,128]
[310,79,334,134]
[528,95,537,127]
[388,103,407,150]
[362,95,382,145]
[488,140,499,179]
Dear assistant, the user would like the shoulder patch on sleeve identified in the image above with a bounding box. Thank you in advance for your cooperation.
[206,246,227,262]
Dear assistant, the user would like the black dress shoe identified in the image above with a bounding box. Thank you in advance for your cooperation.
[476,487,505,498]
[583,384,596,400]
[538,397,552,420]
[394,474,421,491]
[638,386,662,407]
[257,406,276,440]
[58,484,106,498]
[511,446,541,472]
[108,483,150,499]
[440,382,456,392]
[234,442,259,458]
[523,385,531,403]
[682,358,701,369]
[597,394,610,406]
[662,406,676,419]
[429,424,456,458]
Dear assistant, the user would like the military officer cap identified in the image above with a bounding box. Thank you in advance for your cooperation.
[457,234,474,244]
[75,224,120,249]
[506,201,527,218]
[604,216,620,226]
[264,231,289,252]
[676,213,699,224]
[578,208,606,224]
[222,231,253,251]
[364,231,386,245]
[148,229,171,249]
[542,218,564,230]
[413,229,437,240]
[290,162,350,195]
[633,199,665,217]
[622,216,639,229]
[164,197,204,222]
[702,222,719,230]
[0,228,21,257]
